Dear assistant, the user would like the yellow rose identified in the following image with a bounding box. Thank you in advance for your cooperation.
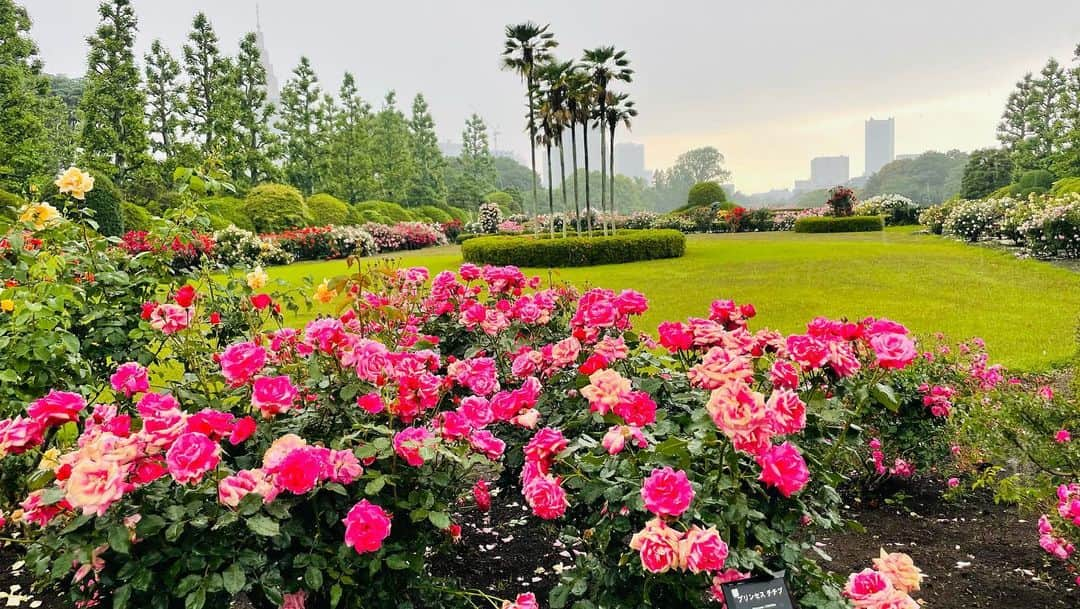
[313,280,338,304]
[0,299,13,313]
[54,166,95,200]
[18,201,61,230]
[246,266,269,290]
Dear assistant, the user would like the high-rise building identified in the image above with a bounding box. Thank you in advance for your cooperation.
[255,5,280,106]
[864,117,895,176]
[614,142,649,182]
[810,155,849,188]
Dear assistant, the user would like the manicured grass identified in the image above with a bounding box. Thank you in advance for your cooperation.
[268,227,1080,371]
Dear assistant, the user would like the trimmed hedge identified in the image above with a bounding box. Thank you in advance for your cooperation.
[793,215,884,233]
[204,196,256,232]
[121,202,153,232]
[307,193,351,226]
[245,184,310,233]
[83,172,125,237]
[461,229,686,267]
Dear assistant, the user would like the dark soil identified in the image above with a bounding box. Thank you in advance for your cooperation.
[824,479,1080,609]
[6,479,1080,608]
[0,542,67,609]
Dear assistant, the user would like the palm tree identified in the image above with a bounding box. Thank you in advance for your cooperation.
[502,23,557,218]
[537,100,557,237]
[564,67,591,233]
[582,47,632,235]
[605,92,637,223]
[538,60,574,236]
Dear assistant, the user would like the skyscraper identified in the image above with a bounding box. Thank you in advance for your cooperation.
[614,142,648,182]
[810,155,849,188]
[255,5,280,106]
[864,117,895,176]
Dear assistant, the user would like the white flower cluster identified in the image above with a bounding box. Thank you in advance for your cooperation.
[326,225,379,257]
[213,225,293,267]
[924,193,1080,258]
[478,202,503,234]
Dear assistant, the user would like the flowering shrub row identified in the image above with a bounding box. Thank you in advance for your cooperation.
[461,229,686,267]
[920,193,1080,258]
[854,195,919,226]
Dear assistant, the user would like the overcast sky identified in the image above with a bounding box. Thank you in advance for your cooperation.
[24,0,1080,193]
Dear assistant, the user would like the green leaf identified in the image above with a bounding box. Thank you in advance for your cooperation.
[427,511,451,530]
[135,515,166,537]
[107,525,131,555]
[223,563,245,596]
[236,493,263,516]
[185,586,206,609]
[246,515,280,537]
[165,521,184,542]
[175,575,202,597]
[386,555,409,570]
[304,566,323,590]
[550,584,570,608]
[870,383,900,413]
[365,476,385,495]
[330,584,343,608]
[113,584,131,609]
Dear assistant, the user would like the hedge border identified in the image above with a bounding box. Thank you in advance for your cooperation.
[461,229,686,267]
[793,215,884,233]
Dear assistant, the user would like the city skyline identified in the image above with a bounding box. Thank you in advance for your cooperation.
[22,0,1080,192]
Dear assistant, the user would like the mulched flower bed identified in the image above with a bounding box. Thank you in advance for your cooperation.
[6,478,1079,608]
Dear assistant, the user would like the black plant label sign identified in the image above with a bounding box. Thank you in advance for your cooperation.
[719,571,796,609]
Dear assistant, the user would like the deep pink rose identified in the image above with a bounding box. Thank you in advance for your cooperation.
[110,362,149,398]
[166,432,221,484]
[220,341,267,385]
[641,466,694,517]
[27,390,86,427]
[523,474,567,520]
[393,426,434,467]
[870,333,917,370]
[251,375,299,418]
[343,499,392,554]
[756,441,810,497]
[276,446,331,494]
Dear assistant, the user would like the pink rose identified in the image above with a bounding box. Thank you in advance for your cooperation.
[393,426,435,467]
[947,477,960,488]
[657,321,694,352]
[252,375,299,418]
[220,341,267,385]
[523,474,567,520]
[65,459,127,516]
[769,360,800,389]
[458,395,493,428]
[523,428,567,463]
[613,391,657,427]
[149,303,191,335]
[0,416,45,457]
[229,416,258,445]
[110,362,149,398]
[343,499,392,554]
[468,430,506,460]
[756,442,810,497]
[679,525,729,573]
[473,479,491,512]
[870,333,917,370]
[629,518,682,573]
[844,568,894,607]
[356,392,385,414]
[872,549,923,593]
[28,390,86,428]
[328,449,363,484]
[275,446,331,494]
[602,425,627,455]
[166,432,221,484]
[501,592,539,609]
[641,467,694,517]
[1056,429,1071,444]
[280,591,307,609]
[218,469,277,507]
[707,382,772,456]
[766,389,806,435]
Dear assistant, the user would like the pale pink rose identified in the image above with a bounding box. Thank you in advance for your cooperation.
[343,499,392,554]
[947,477,960,488]
[110,362,149,398]
[688,347,754,390]
[602,425,627,455]
[756,442,810,497]
[149,303,191,335]
[251,375,299,418]
[218,469,277,507]
[580,369,632,415]
[641,467,694,517]
[707,381,772,455]
[280,590,307,609]
[872,549,923,593]
[328,449,363,484]
[679,525,729,574]
[166,432,221,484]
[629,518,682,573]
[65,459,127,516]
[766,388,806,435]
[870,333,917,370]
[220,341,267,385]
[511,408,540,429]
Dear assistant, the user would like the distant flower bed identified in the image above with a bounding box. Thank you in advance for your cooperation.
[920,193,1080,258]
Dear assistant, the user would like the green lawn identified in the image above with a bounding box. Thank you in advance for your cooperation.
[268,227,1080,371]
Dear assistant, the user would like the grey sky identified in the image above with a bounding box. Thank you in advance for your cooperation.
[24,0,1080,192]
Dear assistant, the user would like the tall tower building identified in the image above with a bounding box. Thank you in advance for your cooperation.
[255,5,280,106]
[614,142,648,181]
[810,155,849,188]
[864,117,895,176]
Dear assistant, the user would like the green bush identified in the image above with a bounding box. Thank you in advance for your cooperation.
[461,229,686,267]
[0,189,26,222]
[354,200,416,223]
[82,172,125,237]
[348,207,390,225]
[686,181,727,207]
[245,183,310,233]
[1012,169,1055,197]
[414,205,453,223]
[439,204,470,223]
[307,193,351,226]
[456,233,481,244]
[793,215,884,233]
[204,196,255,232]
[1052,177,1080,196]
[483,191,514,213]
[121,202,153,232]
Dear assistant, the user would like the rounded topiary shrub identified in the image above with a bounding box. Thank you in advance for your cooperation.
[82,172,125,237]
[308,193,351,226]
[793,215,884,233]
[354,201,417,223]
[1013,169,1055,197]
[245,183,310,233]
[462,229,686,267]
[121,202,153,232]
[414,205,453,224]
[204,196,255,232]
[687,181,727,207]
